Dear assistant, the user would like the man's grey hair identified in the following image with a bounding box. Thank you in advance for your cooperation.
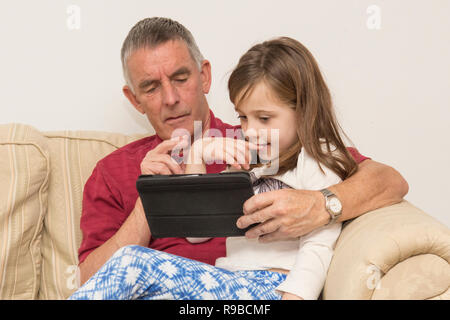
[121,17,205,92]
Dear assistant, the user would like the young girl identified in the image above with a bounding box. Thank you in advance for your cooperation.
[69,37,358,300]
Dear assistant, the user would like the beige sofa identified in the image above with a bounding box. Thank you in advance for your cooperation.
[0,123,449,300]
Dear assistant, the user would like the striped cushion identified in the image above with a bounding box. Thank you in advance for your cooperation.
[0,124,49,299]
[38,130,141,299]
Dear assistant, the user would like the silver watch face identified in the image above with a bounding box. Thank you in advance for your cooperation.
[329,197,342,214]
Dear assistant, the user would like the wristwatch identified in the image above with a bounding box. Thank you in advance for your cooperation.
[320,188,342,225]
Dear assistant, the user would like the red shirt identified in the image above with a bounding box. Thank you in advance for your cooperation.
[78,110,368,265]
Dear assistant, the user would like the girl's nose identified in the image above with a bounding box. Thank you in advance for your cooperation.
[243,127,259,143]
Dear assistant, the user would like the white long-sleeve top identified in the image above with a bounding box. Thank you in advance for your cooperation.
[214,147,342,300]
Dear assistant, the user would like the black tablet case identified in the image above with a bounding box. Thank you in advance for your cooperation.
[136,172,255,238]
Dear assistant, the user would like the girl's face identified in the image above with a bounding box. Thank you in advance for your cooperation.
[235,82,299,161]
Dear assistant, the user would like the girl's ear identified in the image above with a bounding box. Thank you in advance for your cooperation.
[199,60,212,94]
[123,85,145,114]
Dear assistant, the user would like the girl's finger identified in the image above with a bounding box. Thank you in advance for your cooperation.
[223,151,241,170]
[224,142,245,167]
[230,140,252,169]
[246,141,261,150]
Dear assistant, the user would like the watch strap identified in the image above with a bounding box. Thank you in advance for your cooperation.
[320,188,334,198]
[320,188,341,225]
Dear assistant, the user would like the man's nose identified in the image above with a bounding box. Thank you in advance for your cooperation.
[161,82,180,106]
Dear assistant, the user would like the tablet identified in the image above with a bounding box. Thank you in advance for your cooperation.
[136,172,256,238]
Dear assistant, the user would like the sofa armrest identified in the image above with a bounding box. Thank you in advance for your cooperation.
[323,200,450,300]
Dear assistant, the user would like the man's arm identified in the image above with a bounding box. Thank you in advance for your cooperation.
[78,138,186,285]
[237,159,409,242]
[79,198,150,285]
[328,159,409,222]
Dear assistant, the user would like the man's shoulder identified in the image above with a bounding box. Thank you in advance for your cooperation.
[214,116,240,130]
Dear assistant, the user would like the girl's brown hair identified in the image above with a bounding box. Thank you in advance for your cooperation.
[228,37,358,180]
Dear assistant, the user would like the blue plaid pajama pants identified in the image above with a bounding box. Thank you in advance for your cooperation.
[69,245,286,300]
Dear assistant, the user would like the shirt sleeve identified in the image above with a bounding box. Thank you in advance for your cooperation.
[276,223,342,299]
[77,161,128,264]
[276,148,343,299]
[347,147,370,164]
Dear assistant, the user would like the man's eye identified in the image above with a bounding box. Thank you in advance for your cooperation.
[146,86,157,94]
[174,77,188,83]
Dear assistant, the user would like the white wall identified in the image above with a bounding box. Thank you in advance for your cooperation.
[1,0,449,227]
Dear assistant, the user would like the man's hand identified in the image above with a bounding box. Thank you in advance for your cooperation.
[236,159,408,242]
[237,189,329,242]
[141,136,189,174]
[134,136,189,242]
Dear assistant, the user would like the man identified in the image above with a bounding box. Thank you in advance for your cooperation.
[78,17,408,285]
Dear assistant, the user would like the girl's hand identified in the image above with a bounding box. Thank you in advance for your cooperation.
[185,237,211,243]
[281,292,304,300]
[189,137,258,170]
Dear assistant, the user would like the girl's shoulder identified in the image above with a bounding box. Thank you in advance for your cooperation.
[271,146,342,190]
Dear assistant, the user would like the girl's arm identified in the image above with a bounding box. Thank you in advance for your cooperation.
[184,137,254,244]
[276,222,342,300]
[184,138,207,174]
[184,140,209,244]
[275,149,343,299]
[282,292,304,300]
[185,137,255,174]
[184,157,207,174]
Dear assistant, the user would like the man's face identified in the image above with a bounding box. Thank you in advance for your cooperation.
[123,40,211,140]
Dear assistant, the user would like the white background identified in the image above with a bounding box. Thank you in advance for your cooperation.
[1,0,449,227]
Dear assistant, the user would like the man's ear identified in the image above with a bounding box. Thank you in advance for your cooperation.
[123,85,145,114]
[200,60,212,94]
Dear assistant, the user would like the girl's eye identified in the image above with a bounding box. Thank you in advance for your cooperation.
[237,115,247,120]
[259,117,270,122]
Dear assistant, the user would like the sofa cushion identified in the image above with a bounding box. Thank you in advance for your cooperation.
[38,130,142,299]
[371,253,450,299]
[323,200,450,299]
[0,124,49,299]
